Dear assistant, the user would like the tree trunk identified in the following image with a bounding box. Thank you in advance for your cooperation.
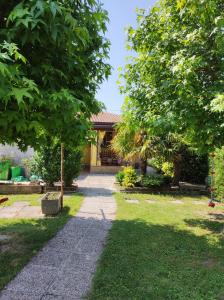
[61,143,64,209]
[172,154,182,186]
[140,158,147,176]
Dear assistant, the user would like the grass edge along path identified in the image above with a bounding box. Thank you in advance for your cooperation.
[0,193,83,290]
[89,193,224,300]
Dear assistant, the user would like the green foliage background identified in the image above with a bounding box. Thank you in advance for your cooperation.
[214,148,224,201]
[0,0,110,149]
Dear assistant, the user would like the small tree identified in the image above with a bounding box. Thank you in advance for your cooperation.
[0,1,110,204]
[31,141,82,187]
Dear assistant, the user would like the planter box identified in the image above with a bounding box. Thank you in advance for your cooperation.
[41,192,61,216]
[44,185,77,193]
[0,184,43,194]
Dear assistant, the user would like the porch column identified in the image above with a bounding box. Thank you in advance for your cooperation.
[90,134,97,167]
[97,130,106,166]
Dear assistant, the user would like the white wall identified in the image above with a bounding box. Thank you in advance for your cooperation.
[0,144,34,165]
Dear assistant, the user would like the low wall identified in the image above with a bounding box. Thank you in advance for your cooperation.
[0,144,34,165]
[0,184,43,194]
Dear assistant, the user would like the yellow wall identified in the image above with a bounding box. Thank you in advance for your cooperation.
[90,133,97,167]
[83,144,91,165]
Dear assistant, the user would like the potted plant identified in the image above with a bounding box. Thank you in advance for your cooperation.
[41,192,61,215]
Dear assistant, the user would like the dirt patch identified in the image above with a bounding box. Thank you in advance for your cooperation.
[0,244,11,253]
[201,258,218,269]
[208,211,224,222]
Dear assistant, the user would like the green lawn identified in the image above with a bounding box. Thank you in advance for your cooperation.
[0,193,83,290]
[89,193,224,300]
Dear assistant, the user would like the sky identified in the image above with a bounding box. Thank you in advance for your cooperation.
[96,0,156,113]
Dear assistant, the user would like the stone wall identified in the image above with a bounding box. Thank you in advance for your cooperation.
[0,184,42,194]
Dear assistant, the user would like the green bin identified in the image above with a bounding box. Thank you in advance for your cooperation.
[11,166,24,179]
[0,160,11,180]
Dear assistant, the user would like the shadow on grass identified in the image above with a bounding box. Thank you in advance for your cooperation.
[89,218,224,300]
[185,214,224,234]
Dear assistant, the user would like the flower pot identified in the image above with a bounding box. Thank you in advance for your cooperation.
[41,192,61,215]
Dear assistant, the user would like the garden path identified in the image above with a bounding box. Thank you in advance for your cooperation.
[0,174,117,300]
[0,202,43,219]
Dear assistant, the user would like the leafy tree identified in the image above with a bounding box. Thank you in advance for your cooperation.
[31,139,82,187]
[121,0,224,152]
[111,112,154,175]
[0,0,110,149]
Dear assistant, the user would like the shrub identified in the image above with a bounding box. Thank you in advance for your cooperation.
[180,149,208,184]
[149,149,208,184]
[30,142,82,187]
[162,162,174,177]
[141,174,166,188]
[122,166,138,188]
[115,171,125,185]
[213,148,224,201]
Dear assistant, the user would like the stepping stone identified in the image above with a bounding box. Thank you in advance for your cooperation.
[0,206,21,218]
[12,202,30,207]
[0,234,11,242]
[169,200,183,204]
[146,200,156,204]
[192,201,206,205]
[17,206,44,219]
[125,199,139,204]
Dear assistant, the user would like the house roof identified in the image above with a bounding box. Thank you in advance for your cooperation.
[91,112,121,124]
[91,112,121,129]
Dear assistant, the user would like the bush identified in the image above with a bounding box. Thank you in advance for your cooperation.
[149,149,208,184]
[214,148,224,201]
[30,142,82,186]
[115,171,125,185]
[122,166,138,188]
[180,149,208,184]
[141,174,166,188]
[162,162,174,177]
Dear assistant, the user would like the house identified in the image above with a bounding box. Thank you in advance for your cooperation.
[0,112,122,175]
[83,112,122,173]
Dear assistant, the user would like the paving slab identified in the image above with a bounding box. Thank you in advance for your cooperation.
[3,265,57,297]
[0,291,41,300]
[169,200,184,204]
[0,206,21,218]
[11,202,30,207]
[0,174,117,300]
[125,199,139,204]
[192,201,206,205]
[146,200,156,204]
[0,235,11,242]
[48,270,93,299]
[16,206,44,219]
[41,295,78,300]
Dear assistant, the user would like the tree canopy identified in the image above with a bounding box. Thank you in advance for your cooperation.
[120,0,224,152]
[0,0,110,149]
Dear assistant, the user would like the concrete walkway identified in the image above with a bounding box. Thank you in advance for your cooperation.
[0,174,117,300]
[0,202,44,219]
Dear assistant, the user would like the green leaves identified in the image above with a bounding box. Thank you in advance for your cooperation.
[9,88,33,107]
[0,0,110,149]
[120,0,224,152]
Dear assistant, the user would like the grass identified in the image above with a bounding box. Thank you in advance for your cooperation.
[0,193,83,290]
[89,193,224,300]
[0,194,42,206]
